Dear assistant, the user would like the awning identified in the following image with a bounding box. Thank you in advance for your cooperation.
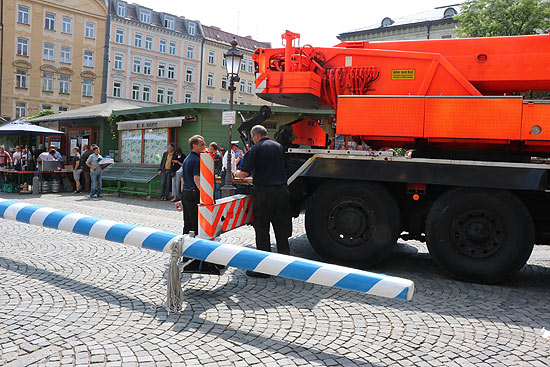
[117,115,195,130]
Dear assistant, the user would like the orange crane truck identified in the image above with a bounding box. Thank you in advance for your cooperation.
[251,31,550,283]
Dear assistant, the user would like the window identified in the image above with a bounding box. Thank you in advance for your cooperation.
[240,79,246,93]
[114,54,124,70]
[157,88,164,103]
[140,9,151,24]
[142,85,151,101]
[145,35,153,50]
[208,50,215,64]
[62,17,72,34]
[132,84,140,100]
[59,106,68,112]
[82,79,93,97]
[143,59,152,75]
[247,81,253,94]
[158,63,166,77]
[61,46,71,63]
[41,104,52,111]
[240,60,246,72]
[206,96,213,103]
[42,73,53,92]
[133,57,142,73]
[187,45,194,59]
[167,89,174,104]
[17,38,29,56]
[15,69,27,88]
[115,28,125,43]
[169,41,176,55]
[207,73,214,87]
[117,2,126,17]
[185,67,193,83]
[248,61,254,73]
[113,81,122,97]
[134,33,142,48]
[220,98,228,104]
[167,64,175,79]
[15,102,27,119]
[184,91,192,103]
[18,5,29,24]
[188,22,196,35]
[159,39,166,53]
[164,16,174,29]
[83,51,94,67]
[222,56,226,67]
[45,13,55,30]
[43,43,54,61]
[85,22,95,38]
[221,76,227,90]
[59,75,70,94]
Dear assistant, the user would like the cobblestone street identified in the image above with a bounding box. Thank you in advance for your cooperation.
[0,192,549,366]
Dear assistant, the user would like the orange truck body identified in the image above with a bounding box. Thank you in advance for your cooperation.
[253,31,550,152]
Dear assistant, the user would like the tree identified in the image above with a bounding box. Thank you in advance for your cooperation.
[456,0,550,37]
[24,109,56,121]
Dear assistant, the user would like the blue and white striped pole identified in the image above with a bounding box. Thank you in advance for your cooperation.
[0,198,414,301]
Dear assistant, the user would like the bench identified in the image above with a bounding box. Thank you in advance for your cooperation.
[101,164,161,199]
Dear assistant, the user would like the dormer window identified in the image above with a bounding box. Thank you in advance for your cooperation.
[381,17,394,27]
[117,2,126,17]
[443,7,457,18]
[188,22,196,36]
[140,9,151,24]
[164,16,175,30]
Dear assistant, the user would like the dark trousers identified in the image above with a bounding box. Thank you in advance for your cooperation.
[160,170,172,199]
[252,185,292,255]
[182,188,199,235]
[82,170,91,192]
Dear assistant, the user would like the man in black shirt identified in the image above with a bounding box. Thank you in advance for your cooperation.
[235,125,292,277]
[181,135,205,235]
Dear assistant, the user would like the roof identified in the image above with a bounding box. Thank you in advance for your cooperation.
[28,101,141,123]
[202,25,271,51]
[339,4,461,38]
[112,103,333,121]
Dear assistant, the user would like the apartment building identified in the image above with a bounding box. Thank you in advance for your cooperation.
[201,26,270,105]
[338,5,460,42]
[106,1,203,107]
[0,0,108,120]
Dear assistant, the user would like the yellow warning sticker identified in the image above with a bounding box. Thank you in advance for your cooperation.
[392,69,415,80]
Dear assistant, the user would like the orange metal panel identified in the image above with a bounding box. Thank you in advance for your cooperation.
[424,97,523,140]
[522,102,550,142]
[336,96,424,137]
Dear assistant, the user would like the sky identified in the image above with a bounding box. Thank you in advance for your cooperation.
[128,0,460,47]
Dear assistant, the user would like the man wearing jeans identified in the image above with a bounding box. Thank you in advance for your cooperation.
[86,145,103,199]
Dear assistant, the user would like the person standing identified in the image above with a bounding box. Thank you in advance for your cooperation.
[0,146,12,168]
[12,146,22,171]
[80,145,92,192]
[209,142,223,200]
[72,147,82,193]
[235,125,292,278]
[86,145,103,199]
[181,135,205,234]
[158,143,175,201]
[170,147,185,202]
[221,141,242,184]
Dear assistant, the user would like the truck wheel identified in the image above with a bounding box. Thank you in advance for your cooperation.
[305,182,400,267]
[426,188,534,284]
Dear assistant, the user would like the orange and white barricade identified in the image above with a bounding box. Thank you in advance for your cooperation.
[198,152,254,240]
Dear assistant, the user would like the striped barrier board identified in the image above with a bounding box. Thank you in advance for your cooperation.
[0,198,414,301]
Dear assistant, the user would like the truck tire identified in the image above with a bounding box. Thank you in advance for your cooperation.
[305,181,400,267]
[426,188,534,284]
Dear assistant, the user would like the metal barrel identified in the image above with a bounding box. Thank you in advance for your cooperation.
[0,198,414,301]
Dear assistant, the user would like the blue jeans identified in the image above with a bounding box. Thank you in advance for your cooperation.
[90,172,102,197]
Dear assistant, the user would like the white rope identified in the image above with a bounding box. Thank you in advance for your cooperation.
[162,236,185,313]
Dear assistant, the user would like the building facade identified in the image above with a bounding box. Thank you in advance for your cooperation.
[1,0,108,120]
[338,5,461,42]
[106,1,203,107]
[201,26,270,105]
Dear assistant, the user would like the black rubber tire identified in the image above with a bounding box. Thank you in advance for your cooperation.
[305,181,400,267]
[426,188,534,284]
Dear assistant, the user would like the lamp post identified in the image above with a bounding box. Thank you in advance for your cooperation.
[220,38,243,198]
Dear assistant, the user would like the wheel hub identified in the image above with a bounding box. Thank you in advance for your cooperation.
[452,210,503,259]
[328,200,374,247]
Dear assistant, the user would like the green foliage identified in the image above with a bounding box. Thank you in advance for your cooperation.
[24,109,56,121]
[456,0,550,37]
[107,113,119,140]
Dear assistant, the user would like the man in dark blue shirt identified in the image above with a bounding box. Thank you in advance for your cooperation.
[181,135,205,234]
[235,125,292,278]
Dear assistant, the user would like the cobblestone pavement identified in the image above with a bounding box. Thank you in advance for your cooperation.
[0,192,549,367]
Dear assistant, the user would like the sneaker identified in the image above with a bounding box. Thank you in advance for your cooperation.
[96,195,102,199]
[246,270,271,278]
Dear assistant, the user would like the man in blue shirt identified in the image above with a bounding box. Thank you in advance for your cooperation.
[181,135,205,234]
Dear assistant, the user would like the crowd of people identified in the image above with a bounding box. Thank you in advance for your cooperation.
[0,144,60,171]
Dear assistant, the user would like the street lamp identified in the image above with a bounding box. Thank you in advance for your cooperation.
[221,38,243,198]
